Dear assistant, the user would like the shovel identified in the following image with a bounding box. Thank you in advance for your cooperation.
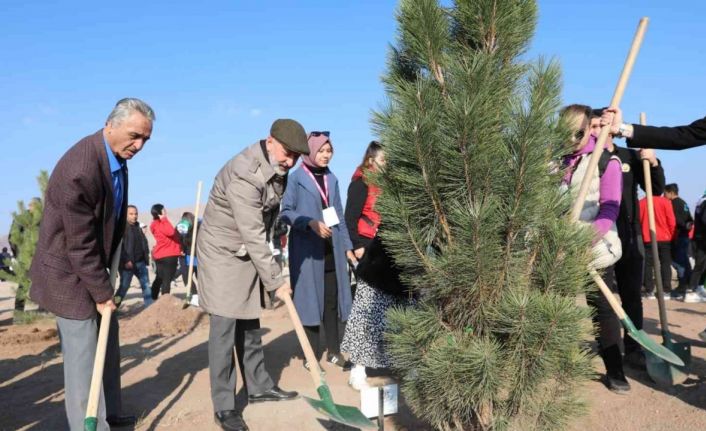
[280,292,375,429]
[84,241,122,431]
[639,112,691,384]
[183,180,203,309]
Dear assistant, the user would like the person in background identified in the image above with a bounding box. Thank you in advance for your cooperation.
[280,131,356,372]
[639,191,677,298]
[344,141,384,260]
[664,183,696,299]
[115,205,152,307]
[342,141,386,388]
[176,211,200,307]
[149,204,181,301]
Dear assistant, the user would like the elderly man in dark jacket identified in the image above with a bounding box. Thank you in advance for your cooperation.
[30,98,154,431]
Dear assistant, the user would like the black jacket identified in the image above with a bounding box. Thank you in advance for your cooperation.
[355,235,411,297]
[344,178,371,250]
[628,116,706,150]
[671,197,693,238]
[610,145,665,247]
[121,222,149,266]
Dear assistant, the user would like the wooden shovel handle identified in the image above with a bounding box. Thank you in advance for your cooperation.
[590,268,626,320]
[640,113,670,327]
[86,240,122,422]
[570,18,649,222]
[281,293,324,387]
[186,181,203,297]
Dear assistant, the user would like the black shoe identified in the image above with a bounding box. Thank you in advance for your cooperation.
[624,349,646,370]
[603,373,631,393]
[214,410,249,431]
[326,353,352,371]
[248,385,299,403]
[106,414,137,427]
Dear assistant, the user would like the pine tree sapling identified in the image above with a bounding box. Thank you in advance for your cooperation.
[3,171,48,313]
[375,1,594,430]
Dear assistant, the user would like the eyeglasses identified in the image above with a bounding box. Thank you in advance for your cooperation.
[573,130,585,141]
[309,131,330,137]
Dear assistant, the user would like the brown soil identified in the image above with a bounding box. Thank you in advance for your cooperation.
[1,280,706,431]
[120,294,207,339]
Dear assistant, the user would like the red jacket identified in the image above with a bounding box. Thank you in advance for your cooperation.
[352,167,381,239]
[639,196,676,243]
[150,218,182,259]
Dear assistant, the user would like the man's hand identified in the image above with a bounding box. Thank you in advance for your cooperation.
[96,299,117,314]
[124,261,133,270]
[601,107,623,135]
[308,220,332,239]
[639,148,658,167]
[353,247,365,259]
[275,281,292,301]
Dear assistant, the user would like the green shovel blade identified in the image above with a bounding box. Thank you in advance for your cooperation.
[83,417,97,431]
[621,317,684,367]
[645,337,691,386]
[303,385,375,429]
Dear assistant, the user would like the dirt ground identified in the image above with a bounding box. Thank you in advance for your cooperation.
[2,277,706,431]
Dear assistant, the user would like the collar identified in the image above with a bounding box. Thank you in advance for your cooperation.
[103,132,126,174]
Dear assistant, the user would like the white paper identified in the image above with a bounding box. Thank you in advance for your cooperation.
[322,206,340,227]
[360,384,398,418]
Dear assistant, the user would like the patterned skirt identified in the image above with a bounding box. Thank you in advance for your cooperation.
[341,280,414,368]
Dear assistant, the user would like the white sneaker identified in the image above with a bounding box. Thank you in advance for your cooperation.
[189,294,200,307]
[696,286,706,300]
[348,364,369,391]
[683,292,704,303]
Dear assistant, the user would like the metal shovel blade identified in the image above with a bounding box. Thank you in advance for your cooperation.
[645,337,691,386]
[622,318,684,367]
[304,385,375,429]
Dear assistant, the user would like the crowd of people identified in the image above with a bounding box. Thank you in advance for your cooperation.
[16,97,706,431]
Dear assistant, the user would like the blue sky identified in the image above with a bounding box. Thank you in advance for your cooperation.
[2,0,705,234]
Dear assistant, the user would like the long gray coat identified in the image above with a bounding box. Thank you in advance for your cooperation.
[196,141,284,319]
[280,167,354,326]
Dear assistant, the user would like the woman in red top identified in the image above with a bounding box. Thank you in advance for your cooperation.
[149,203,182,300]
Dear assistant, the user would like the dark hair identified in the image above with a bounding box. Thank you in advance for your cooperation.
[356,140,383,171]
[150,203,164,220]
[665,183,679,195]
[127,204,137,211]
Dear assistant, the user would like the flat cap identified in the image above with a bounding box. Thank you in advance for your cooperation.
[270,119,309,155]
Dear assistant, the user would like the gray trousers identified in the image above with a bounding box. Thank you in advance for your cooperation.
[209,314,274,412]
[56,313,122,431]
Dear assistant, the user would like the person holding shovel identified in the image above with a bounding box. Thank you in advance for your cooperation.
[588,110,665,369]
[196,119,307,431]
[560,104,629,392]
[30,98,154,430]
[603,107,706,340]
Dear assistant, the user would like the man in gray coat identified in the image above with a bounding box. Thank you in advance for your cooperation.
[196,119,309,431]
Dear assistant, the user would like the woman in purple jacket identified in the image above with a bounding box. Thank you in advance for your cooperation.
[561,104,628,393]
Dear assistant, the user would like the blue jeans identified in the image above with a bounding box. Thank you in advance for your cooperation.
[671,236,692,288]
[116,261,153,306]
